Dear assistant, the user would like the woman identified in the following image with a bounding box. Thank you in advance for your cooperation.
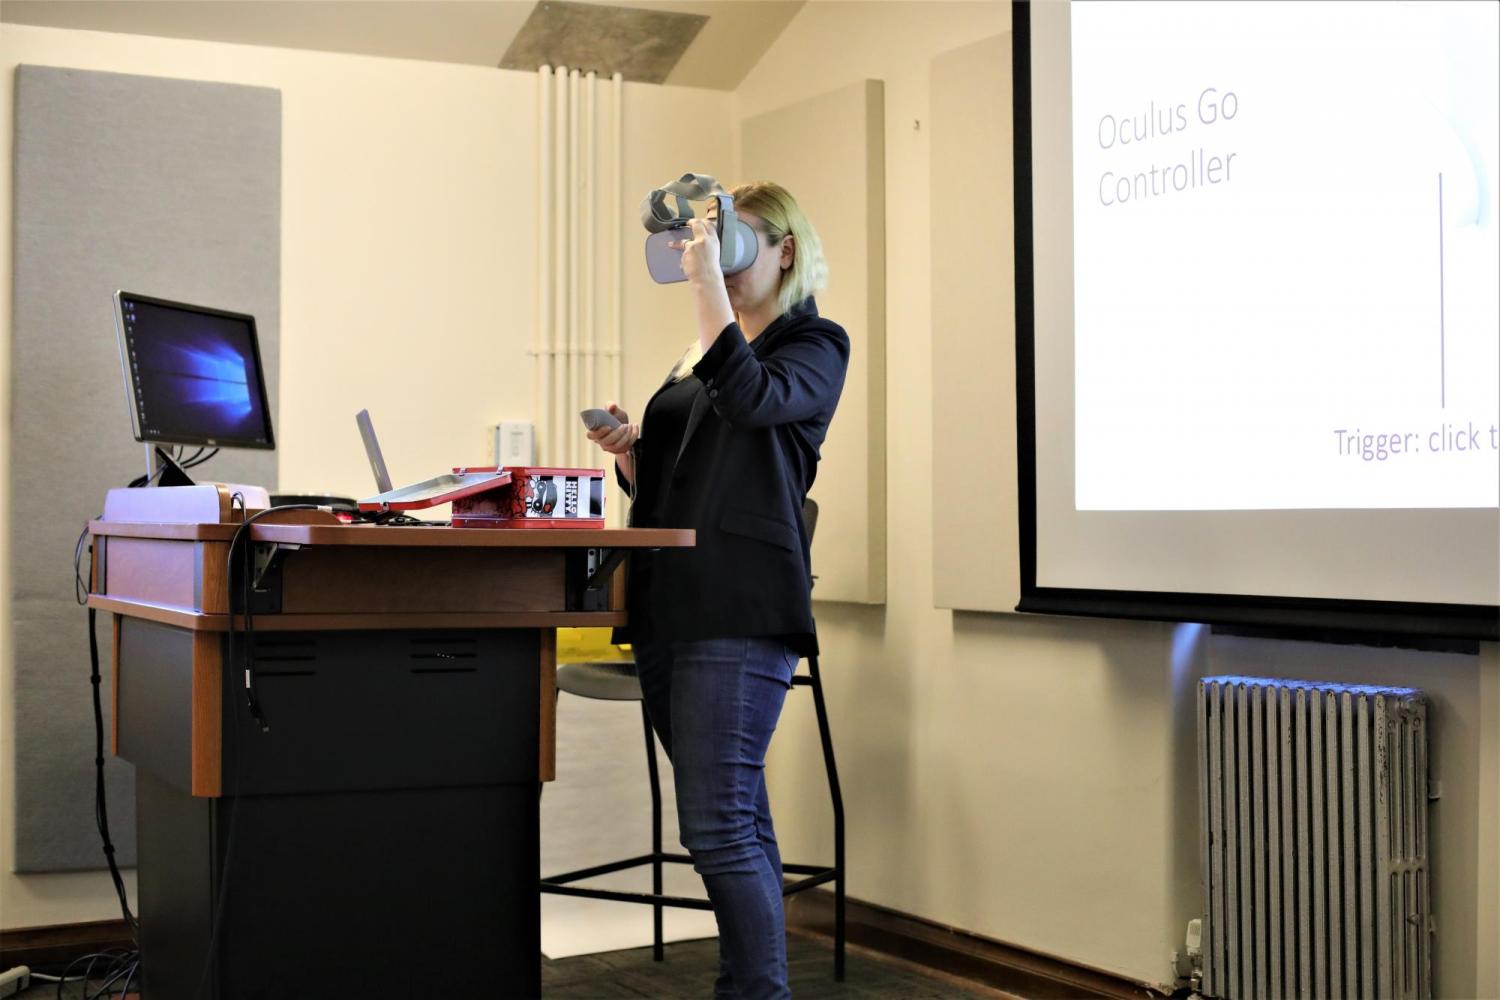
[587,181,848,999]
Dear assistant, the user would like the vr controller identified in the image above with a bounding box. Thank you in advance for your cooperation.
[641,173,759,284]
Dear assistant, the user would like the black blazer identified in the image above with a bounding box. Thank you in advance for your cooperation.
[618,298,850,654]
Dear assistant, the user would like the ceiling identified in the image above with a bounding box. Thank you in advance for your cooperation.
[0,0,806,90]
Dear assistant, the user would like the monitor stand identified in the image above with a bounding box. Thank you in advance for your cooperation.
[147,445,195,488]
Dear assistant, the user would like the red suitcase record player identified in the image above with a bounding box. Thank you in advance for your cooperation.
[448,466,606,529]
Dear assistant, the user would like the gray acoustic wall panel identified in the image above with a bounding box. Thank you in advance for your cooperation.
[11,65,281,872]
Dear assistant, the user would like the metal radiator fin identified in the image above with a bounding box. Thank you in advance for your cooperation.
[1198,677,1430,1000]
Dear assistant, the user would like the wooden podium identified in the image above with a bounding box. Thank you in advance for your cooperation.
[87,488,691,999]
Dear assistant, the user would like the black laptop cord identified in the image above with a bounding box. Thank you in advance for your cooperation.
[43,948,137,1000]
[191,498,318,1000]
[74,524,92,606]
[123,463,167,490]
[227,499,321,734]
[74,520,140,943]
[68,521,142,999]
[87,606,139,939]
[82,952,139,1000]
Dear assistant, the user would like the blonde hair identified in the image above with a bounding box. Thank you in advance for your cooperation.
[667,340,705,384]
[731,181,828,315]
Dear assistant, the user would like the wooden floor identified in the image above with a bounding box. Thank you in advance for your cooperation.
[18,932,1015,999]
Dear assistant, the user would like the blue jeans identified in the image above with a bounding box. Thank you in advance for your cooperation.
[634,637,798,1000]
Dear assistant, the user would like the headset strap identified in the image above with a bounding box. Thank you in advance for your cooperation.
[640,172,729,233]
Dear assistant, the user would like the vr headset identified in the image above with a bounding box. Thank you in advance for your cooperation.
[641,173,759,284]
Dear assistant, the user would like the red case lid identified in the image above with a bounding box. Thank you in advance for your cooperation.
[501,466,605,478]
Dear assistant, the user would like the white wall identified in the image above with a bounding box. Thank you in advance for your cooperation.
[738,2,1499,996]
[0,21,733,931]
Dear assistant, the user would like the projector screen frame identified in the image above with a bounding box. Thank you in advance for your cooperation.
[1010,0,1498,644]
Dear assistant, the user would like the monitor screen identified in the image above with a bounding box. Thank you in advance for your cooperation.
[114,291,275,449]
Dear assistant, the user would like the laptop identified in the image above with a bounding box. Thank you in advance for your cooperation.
[356,412,512,524]
[356,409,394,495]
[355,409,440,523]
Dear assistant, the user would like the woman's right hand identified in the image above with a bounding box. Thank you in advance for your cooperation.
[587,402,639,455]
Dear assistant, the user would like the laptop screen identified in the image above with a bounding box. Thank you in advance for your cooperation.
[356,409,394,494]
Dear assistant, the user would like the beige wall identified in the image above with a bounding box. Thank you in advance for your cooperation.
[0,21,732,930]
[3,9,1496,1000]
[740,2,1500,995]
[742,79,887,604]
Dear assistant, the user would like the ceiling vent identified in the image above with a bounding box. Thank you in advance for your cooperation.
[499,1,708,83]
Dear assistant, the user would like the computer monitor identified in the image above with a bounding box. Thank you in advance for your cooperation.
[113,291,275,450]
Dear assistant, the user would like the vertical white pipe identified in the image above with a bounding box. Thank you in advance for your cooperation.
[535,66,553,469]
[611,73,624,426]
[583,71,597,464]
[552,67,570,465]
[567,68,581,466]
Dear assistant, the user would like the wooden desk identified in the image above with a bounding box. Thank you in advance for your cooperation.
[89,514,691,1000]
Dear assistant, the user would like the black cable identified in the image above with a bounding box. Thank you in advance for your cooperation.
[71,497,323,1000]
[80,953,106,993]
[74,525,92,606]
[54,952,112,1000]
[77,511,143,995]
[191,498,321,1000]
[116,960,139,1000]
[120,446,215,487]
[229,502,319,731]
[53,950,133,1000]
[193,491,251,1000]
[125,461,167,489]
[184,447,218,469]
[84,510,137,936]
[230,501,322,732]
[85,956,135,1000]
[88,604,138,937]
[236,501,269,731]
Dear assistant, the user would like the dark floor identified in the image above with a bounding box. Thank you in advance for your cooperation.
[543,931,1010,999]
[19,932,1010,999]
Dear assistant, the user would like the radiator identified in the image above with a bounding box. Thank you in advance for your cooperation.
[1197,676,1431,1000]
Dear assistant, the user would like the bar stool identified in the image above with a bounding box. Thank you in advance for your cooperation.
[540,499,846,980]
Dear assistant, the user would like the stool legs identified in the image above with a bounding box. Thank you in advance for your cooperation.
[548,659,842,981]
[806,655,846,981]
[642,702,665,962]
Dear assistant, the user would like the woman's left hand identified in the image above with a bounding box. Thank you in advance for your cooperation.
[670,217,723,288]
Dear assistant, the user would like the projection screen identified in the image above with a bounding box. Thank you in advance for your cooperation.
[1014,0,1499,639]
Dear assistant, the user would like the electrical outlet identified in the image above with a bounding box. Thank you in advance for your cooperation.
[494,421,534,466]
[0,966,32,998]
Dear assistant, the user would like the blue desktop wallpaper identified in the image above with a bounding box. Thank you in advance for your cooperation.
[122,298,272,445]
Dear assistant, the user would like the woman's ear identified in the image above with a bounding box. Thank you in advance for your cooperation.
[779,234,796,271]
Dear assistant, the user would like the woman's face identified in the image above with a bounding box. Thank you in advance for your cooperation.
[721,210,794,316]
